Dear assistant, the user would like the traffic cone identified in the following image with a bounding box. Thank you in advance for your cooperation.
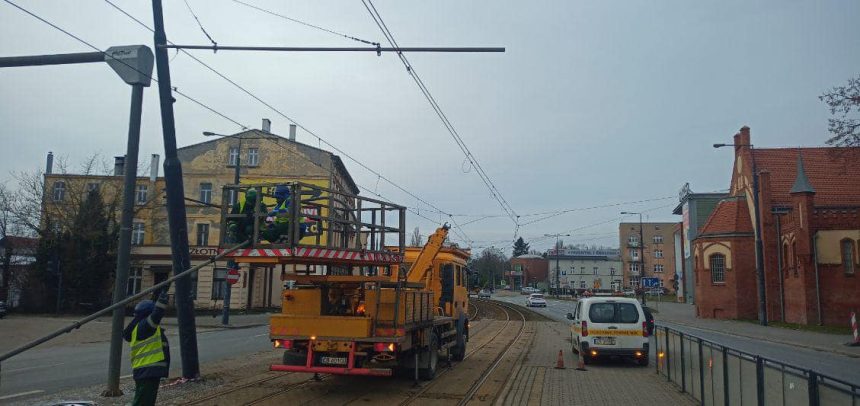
[575,348,587,371]
[554,350,565,369]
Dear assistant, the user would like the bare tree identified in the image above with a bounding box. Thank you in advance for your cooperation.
[820,75,860,146]
[410,227,423,247]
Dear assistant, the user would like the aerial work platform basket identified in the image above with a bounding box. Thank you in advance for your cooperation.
[218,182,406,267]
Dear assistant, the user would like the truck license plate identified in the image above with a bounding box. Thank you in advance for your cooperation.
[593,337,615,345]
[320,356,347,365]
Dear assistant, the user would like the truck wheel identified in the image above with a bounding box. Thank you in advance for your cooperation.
[282,350,307,366]
[419,333,439,380]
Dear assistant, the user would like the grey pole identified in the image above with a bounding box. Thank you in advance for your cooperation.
[222,135,241,325]
[639,213,645,307]
[102,83,145,397]
[152,0,201,379]
[750,150,768,326]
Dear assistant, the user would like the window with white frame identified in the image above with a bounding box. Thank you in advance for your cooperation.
[200,183,212,204]
[628,235,639,245]
[131,222,145,245]
[629,249,639,260]
[197,223,210,246]
[710,253,726,283]
[247,148,259,166]
[212,268,227,300]
[653,235,663,244]
[630,262,640,274]
[593,267,599,275]
[227,188,238,205]
[136,184,148,204]
[610,267,616,276]
[228,147,239,166]
[52,181,66,201]
[579,280,586,289]
[127,267,143,295]
[654,249,663,258]
[654,264,664,273]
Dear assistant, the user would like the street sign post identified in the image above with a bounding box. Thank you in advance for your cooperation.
[226,269,240,285]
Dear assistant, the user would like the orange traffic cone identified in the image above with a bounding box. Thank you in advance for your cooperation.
[575,348,587,371]
[555,349,565,369]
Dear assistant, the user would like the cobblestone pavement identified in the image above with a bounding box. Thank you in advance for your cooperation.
[497,321,695,406]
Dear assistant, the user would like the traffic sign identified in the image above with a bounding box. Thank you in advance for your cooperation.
[642,277,660,288]
[226,269,240,285]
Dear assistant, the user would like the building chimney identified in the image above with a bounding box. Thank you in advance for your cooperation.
[289,124,296,141]
[46,152,53,174]
[262,118,271,133]
[114,156,125,176]
[150,154,160,182]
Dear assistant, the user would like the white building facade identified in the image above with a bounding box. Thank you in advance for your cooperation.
[546,248,623,293]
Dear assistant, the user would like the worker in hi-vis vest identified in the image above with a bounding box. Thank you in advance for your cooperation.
[123,290,170,406]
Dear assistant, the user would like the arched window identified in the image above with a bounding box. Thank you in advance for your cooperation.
[842,239,856,275]
[709,253,726,283]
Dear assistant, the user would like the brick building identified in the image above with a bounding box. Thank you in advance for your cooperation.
[509,254,548,290]
[619,222,679,293]
[693,126,860,325]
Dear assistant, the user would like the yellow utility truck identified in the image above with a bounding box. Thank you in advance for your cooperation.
[219,182,470,379]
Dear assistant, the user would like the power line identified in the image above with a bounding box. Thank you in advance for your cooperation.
[183,0,217,48]
[101,0,464,227]
[231,0,379,46]
[360,0,519,225]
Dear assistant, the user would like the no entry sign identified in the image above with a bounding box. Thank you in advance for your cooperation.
[226,269,240,285]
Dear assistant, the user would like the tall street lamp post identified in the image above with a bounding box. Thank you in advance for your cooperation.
[714,142,767,326]
[621,212,646,305]
[544,233,569,297]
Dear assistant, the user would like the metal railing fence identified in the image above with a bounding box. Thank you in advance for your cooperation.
[654,324,859,406]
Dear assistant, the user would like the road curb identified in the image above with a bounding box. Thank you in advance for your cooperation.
[162,322,267,330]
[658,320,860,359]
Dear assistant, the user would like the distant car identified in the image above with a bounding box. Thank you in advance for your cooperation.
[648,287,668,295]
[478,289,492,299]
[526,293,547,307]
[521,287,539,294]
[504,285,512,290]
[622,288,636,297]
[0,301,6,319]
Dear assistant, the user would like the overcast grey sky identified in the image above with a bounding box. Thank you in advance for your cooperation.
[1,1,858,252]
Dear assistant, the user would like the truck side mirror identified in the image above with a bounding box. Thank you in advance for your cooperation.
[566,312,574,320]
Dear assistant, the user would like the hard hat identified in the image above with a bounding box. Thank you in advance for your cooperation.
[274,185,291,200]
[134,300,155,318]
[246,188,257,199]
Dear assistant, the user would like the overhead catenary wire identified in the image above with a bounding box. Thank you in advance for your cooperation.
[360,0,519,225]
[183,0,217,48]
[101,0,465,227]
[231,0,379,46]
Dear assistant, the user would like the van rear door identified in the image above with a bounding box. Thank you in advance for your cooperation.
[586,301,642,349]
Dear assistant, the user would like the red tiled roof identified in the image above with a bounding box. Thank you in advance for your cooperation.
[699,198,753,236]
[753,147,860,206]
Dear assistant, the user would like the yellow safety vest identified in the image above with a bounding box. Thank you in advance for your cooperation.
[130,324,167,370]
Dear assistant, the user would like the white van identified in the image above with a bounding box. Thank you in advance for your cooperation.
[567,297,650,366]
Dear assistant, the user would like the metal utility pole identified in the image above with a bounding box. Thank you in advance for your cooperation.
[544,233,569,297]
[202,131,242,325]
[622,212,645,306]
[0,45,155,396]
[152,0,200,378]
[714,141,768,326]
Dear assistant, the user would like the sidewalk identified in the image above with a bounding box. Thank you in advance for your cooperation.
[0,311,270,353]
[652,301,860,358]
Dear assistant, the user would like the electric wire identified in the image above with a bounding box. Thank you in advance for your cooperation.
[183,0,217,48]
[231,0,379,46]
[101,0,462,225]
[360,0,519,225]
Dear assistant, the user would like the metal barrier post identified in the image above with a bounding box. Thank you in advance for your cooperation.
[808,371,819,406]
[756,356,765,406]
[698,338,705,405]
[680,332,686,392]
[665,326,671,382]
[722,346,729,406]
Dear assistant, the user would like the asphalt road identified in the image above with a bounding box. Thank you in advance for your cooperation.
[0,325,272,402]
[494,294,860,385]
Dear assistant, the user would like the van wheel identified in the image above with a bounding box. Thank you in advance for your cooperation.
[637,357,649,367]
[419,333,440,380]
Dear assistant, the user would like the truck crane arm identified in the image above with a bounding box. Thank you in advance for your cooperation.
[406,224,450,284]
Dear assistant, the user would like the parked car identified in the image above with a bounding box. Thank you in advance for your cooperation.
[567,296,650,366]
[0,300,7,319]
[526,293,547,307]
[521,287,540,294]
[478,289,492,299]
[622,288,636,297]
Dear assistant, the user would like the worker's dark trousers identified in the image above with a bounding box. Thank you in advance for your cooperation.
[132,378,160,406]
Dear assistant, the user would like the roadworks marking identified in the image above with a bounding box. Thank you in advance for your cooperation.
[0,390,45,400]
